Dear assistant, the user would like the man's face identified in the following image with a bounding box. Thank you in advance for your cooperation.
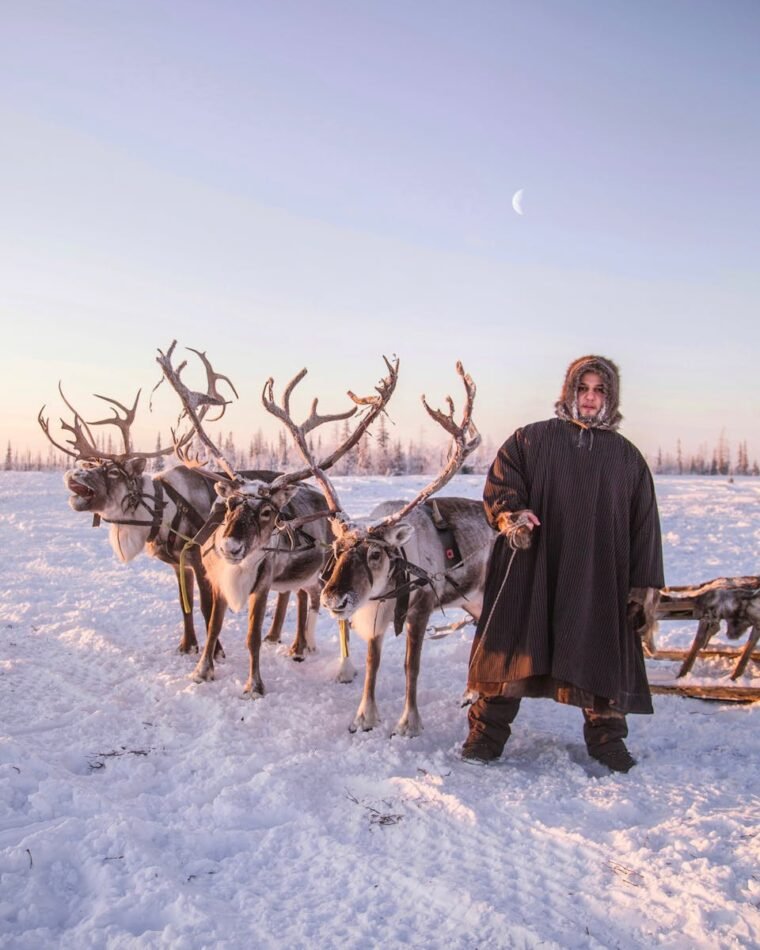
[576,371,606,420]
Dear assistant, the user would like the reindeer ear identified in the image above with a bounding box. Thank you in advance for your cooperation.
[214,481,234,499]
[382,522,415,547]
[271,484,299,507]
[126,457,147,477]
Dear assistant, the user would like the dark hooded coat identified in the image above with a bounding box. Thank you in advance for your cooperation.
[467,356,664,714]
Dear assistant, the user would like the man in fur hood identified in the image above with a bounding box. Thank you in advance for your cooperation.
[462,355,664,772]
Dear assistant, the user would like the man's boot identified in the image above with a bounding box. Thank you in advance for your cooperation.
[461,696,521,763]
[583,709,635,773]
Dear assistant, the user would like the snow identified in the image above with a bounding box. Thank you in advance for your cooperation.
[1,472,759,949]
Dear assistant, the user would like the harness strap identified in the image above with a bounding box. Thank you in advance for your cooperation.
[160,479,208,557]
[100,479,165,541]
[194,501,228,553]
[176,501,228,613]
[424,500,464,570]
[371,549,446,635]
[393,551,411,636]
[266,519,319,554]
[147,480,165,543]
[369,517,472,634]
[203,478,218,508]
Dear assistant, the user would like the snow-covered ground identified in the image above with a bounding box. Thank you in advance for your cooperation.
[1,472,759,949]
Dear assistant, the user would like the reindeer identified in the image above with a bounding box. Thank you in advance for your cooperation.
[274,362,495,737]
[157,344,400,697]
[39,352,289,656]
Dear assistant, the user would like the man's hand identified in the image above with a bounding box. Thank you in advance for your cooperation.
[496,510,541,550]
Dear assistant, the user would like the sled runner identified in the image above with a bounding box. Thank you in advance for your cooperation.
[648,575,760,702]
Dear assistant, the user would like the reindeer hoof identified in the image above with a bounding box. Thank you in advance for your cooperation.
[191,665,214,684]
[336,659,357,684]
[350,712,379,732]
[213,642,226,660]
[243,681,265,700]
[178,641,199,655]
[392,720,423,738]
[263,635,281,645]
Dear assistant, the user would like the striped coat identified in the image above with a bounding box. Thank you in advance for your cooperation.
[467,418,664,714]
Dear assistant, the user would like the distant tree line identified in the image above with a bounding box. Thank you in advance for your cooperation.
[6,428,758,477]
[2,422,499,476]
[653,435,759,476]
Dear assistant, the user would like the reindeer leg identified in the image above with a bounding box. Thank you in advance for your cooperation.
[351,635,384,732]
[264,592,289,644]
[288,590,309,661]
[174,563,198,654]
[244,590,268,698]
[677,618,720,678]
[393,614,427,737]
[305,587,320,653]
[731,624,760,680]
[192,596,227,683]
[189,549,224,659]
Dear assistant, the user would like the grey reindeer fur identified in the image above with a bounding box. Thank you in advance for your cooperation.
[63,459,288,655]
[321,497,495,735]
[196,479,341,697]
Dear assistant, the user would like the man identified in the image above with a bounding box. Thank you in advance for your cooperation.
[462,355,664,772]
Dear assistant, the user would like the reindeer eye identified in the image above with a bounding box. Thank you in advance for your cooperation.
[367,548,383,564]
[259,506,273,519]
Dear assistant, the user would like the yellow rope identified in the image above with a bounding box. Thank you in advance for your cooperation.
[339,619,350,660]
[177,533,201,615]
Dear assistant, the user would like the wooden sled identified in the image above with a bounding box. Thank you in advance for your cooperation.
[648,678,760,703]
[647,575,760,701]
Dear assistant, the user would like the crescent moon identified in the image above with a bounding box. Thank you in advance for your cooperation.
[512,189,524,216]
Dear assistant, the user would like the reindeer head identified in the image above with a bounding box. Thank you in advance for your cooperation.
[316,361,480,622]
[321,521,415,619]
[64,457,148,513]
[212,479,300,563]
[40,383,175,517]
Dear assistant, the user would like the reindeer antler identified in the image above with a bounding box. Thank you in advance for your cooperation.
[156,340,238,480]
[38,386,97,459]
[39,380,179,462]
[86,389,178,459]
[39,383,123,461]
[85,391,140,455]
[261,370,355,515]
[267,356,400,483]
[261,357,401,525]
[313,355,399,474]
[370,361,480,531]
[186,347,239,423]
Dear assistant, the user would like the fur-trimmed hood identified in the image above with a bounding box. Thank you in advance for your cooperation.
[554,355,622,431]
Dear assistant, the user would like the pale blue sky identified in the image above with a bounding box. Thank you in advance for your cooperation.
[2,1,758,463]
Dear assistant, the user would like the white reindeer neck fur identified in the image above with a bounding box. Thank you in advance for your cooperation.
[204,546,266,613]
[109,522,150,563]
[350,598,395,643]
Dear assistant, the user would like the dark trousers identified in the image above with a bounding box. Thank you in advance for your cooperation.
[467,696,628,757]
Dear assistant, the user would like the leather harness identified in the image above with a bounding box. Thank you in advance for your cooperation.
[97,474,216,560]
[359,501,469,635]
